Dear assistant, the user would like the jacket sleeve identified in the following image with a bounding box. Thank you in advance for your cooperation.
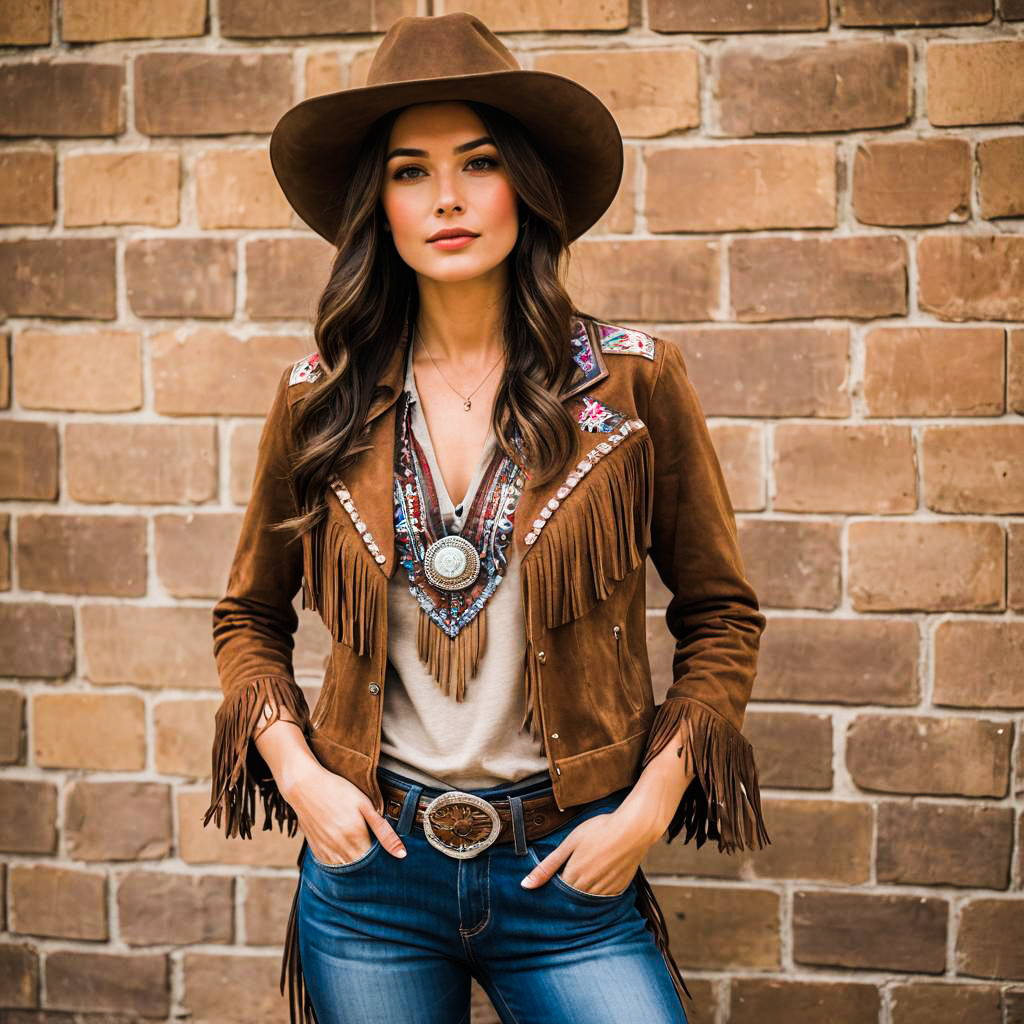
[642,337,771,854]
[202,364,313,841]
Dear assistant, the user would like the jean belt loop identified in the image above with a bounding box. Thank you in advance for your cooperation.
[507,794,529,856]
[396,783,424,837]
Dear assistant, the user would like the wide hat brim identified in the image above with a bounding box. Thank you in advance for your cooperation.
[269,68,624,245]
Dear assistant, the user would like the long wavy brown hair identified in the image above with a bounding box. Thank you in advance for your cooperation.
[274,100,583,545]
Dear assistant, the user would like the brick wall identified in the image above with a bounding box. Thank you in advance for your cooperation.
[1,0,1022,1021]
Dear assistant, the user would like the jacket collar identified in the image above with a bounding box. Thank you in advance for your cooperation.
[337,315,610,578]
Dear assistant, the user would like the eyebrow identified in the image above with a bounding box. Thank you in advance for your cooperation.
[385,136,495,162]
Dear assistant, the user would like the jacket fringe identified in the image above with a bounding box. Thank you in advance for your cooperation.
[301,515,385,657]
[642,697,771,854]
[633,865,693,1007]
[416,603,486,701]
[202,675,311,841]
[519,431,653,738]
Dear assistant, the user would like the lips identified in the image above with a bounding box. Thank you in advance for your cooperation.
[427,227,479,242]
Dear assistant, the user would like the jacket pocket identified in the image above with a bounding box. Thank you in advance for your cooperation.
[612,623,645,715]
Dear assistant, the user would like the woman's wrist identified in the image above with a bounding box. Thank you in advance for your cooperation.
[618,722,696,845]
[253,718,320,799]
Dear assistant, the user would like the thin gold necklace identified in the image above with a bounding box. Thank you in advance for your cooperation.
[414,326,504,411]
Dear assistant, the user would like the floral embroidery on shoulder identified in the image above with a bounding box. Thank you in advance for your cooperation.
[595,321,656,361]
[575,395,627,433]
[569,316,597,377]
[289,352,322,385]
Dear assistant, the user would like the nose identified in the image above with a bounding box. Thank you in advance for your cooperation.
[434,166,464,217]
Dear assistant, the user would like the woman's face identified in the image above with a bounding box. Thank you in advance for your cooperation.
[379,101,520,286]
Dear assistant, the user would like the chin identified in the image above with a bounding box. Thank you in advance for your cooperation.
[415,254,509,285]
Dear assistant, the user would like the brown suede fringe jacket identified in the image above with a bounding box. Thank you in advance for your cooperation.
[202,313,770,1024]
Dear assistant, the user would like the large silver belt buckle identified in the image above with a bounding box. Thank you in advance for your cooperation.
[422,791,502,859]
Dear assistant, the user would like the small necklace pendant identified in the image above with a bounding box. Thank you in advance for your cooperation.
[463,399,472,411]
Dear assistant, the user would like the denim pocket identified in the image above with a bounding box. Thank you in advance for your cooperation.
[306,834,382,874]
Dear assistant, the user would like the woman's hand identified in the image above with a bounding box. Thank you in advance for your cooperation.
[519,801,663,896]
[281,758,408,865]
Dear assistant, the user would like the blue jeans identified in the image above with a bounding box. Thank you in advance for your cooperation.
[297,765,690,1024]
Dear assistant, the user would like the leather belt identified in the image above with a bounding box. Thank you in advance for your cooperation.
[380,778,576,859]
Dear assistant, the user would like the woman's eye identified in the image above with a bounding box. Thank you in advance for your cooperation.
[467,156,499,171]
[393,166,425,181]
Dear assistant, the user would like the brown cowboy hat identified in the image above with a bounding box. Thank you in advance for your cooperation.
[268,12,623,245]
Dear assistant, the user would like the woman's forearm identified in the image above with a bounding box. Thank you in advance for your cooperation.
[253,702,321,799]
[616,721,695,845]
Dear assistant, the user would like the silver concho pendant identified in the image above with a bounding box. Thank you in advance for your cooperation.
[423,535,481,591]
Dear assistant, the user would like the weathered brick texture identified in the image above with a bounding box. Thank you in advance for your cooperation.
[1,5,1020,1018]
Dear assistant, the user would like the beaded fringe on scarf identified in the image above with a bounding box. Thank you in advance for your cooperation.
[519,430,653,741]
[416,603,487,702]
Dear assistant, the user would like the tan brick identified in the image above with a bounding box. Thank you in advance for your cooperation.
[719,41,911,135]
[0,238,116,319]
[731,979,879,1024]
[0,689,25,764]
[642,825,744,880]
[1006,0,1024,17]
[923,425,1024,513]
[654,885,779,969]
[179,789,301,867]
[934,620,1024,709]
[1012,330,1024,414]
[703,424,762,512]
[45,951,168,1015]
[849,521,1005,612]
[647,143,835,232]
[957,899,1024,979]
[62,0,205,41]
[0,423,42,504]
[0,0,51,44]
[0,603,74,678]
[17,514,146,596]
[119,872,233,946]
[864,326,1004,416]
[221,0,415,36]
[126,237,235,318]
[64,150,179,227]
[34,692,145,770]
[0,780,57,853]
[920,235,1024,321]
[774,423,916,513]
[155,512,243,599]
[651,0,827,31]
[65,781,172,861]
[738,519,841,610]
[878,802,1012,889]
[853,137,970,226]
[0,61,122,136]
[928,40,1024,126]
[8,864,107,940]
[744,710,832,789]
[304,50,344,97]
[0,511,9,591]
[244,874,298,945]
[794,890,948,972]
[978,136,1024,220]
[534,50,698,138]
[244,237,335,320]
[847,714,1012,797]
[0,149,54,224]
[664,326,850,418]
[152,329,307,416]
[841,0,993,24]
[182,951,293,1024]
[15,328,142,412]
[229,421,263,503]
[432,0,628,30]
[66,422,217,504]
[755,616,919,705]
[195,148,292,228]
[154,697,218,777]
[748,798,872,883]
[0,942,38,1009]
[588,144,635,236]
[890,983,1002,1024]
[731,234,908,321]
[569,239,720,321]
[1011,521,1024,611]
[82,604,218,689]
[135,52,292,136]
[0,332,8,408]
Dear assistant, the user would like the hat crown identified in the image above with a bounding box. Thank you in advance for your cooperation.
[367,12,520,87]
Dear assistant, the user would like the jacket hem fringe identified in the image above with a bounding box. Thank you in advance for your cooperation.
[282,838,319,1024]
[633,865,694,1007]
[202,674,311,841]
[641,696,771,854]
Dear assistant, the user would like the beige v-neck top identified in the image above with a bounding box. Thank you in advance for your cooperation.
[376,344,550,791]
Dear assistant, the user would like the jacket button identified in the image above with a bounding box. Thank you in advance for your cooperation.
[550,733,558,739]
[368,682,380,695]
[537,651,546,663]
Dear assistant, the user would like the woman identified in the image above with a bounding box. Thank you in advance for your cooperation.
[203,12,770,1024]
